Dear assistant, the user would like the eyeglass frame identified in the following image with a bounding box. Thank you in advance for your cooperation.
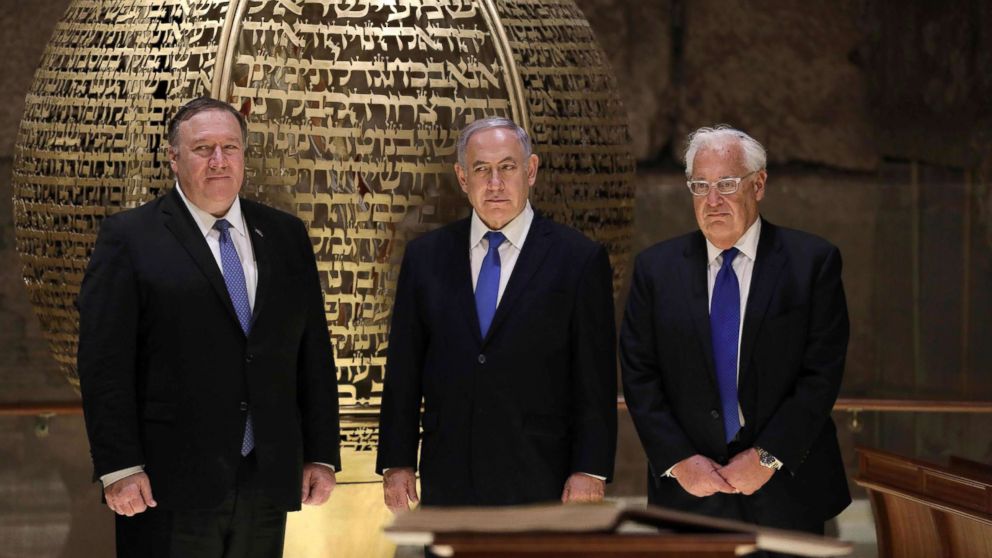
[686,169,762,197]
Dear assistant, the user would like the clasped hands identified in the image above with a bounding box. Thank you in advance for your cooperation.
[671,449,774,498]
[383,468,605,514]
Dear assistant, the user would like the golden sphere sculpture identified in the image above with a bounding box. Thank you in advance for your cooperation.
[13,0,633,482]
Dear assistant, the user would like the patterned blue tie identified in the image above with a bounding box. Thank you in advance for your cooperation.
[214,219,254,456]
[710,247,741,443]
[475,231,506,338]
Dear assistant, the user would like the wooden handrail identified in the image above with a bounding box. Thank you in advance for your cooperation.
[833,398,992,413]
[0,401,83,416]
[2,397,992,418]
[612,397,992,414]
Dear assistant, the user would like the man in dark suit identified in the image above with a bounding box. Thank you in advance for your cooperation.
[376,117,617,511]
[77,97,341,558]
[620,125,850,539]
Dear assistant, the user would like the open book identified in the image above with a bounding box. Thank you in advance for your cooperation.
[385,501,852,557]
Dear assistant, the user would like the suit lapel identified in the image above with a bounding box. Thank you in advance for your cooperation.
[241,200,271,329]
[680,231,719,392]
[450,219,483,346]
[160,187,241,329]
[483,215,553,346]
[739,219,787,389]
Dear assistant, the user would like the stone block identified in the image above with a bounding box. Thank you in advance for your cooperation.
[575,0,674,161]
[675,0,878,171]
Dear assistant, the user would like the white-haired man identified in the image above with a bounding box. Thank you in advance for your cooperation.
[620,125,850,544]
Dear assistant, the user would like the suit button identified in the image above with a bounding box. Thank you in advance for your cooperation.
[478,354,486,364]
[711,410,720,419]
[245,354,254,363]
[240,401,249,411]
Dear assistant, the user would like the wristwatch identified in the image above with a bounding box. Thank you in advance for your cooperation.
[755,447,783,470]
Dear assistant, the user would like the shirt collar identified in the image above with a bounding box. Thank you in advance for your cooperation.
[705,216,762,265]
[470,201,534,250]
[174,181,246,239]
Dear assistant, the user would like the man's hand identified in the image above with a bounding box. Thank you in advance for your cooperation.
[105,472,157,516]
[383,467,419,514]
[302,463,337,506]
[561,473,606,503]
[671,455,737,498]
[717,448,774,496]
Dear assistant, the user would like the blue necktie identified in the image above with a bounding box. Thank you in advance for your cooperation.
[475,231,506,338]
[710,247,741,443]
[214,219,254,456]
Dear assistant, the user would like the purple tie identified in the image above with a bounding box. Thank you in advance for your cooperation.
[710,247,741,443]
[214,219,254,456]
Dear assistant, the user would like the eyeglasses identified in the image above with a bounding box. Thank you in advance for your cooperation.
[686,170,760,196]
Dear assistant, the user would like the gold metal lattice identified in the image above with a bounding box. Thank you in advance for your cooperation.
[12,0,634,482]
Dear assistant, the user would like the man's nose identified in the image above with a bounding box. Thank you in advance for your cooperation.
[705,186,723,205]
[208,145,226,167]
[487,170,503,189]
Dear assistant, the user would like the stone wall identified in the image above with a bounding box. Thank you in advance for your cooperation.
[576,0,992,170]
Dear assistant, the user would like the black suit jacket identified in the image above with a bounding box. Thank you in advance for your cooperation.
[376,214,617,506]
[620,219,850,525]
[77,187,341,512]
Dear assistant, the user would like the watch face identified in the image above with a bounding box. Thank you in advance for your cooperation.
[757,450,776,468]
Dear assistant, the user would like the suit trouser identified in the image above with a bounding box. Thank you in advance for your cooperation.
[114,453,287,558]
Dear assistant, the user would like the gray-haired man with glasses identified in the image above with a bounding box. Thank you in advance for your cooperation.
[620,125,850,547]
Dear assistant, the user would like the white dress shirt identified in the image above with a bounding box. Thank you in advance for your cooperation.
[705,216,761,430]
[665,217,762,479]
[176,183,259,308]
[469,202,534,303]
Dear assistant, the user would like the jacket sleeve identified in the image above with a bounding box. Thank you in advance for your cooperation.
[375,244,429,474]
[620,253,698,477]
[295,218,342,469]
[77,215,144,481]
[754,245,849,472]
[567,244,618,480]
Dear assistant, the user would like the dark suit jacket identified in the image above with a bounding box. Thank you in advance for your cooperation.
[620,219,850,526]
[376,214,617,506]
[77,187,341,512]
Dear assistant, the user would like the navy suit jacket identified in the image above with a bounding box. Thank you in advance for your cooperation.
[620,219,850,525]
[77,187,341,511]
[376,214,617,506]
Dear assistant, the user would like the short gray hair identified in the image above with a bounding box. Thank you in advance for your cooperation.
[456,117,532,168]
[684,125,766,177]
[168,96,248,149]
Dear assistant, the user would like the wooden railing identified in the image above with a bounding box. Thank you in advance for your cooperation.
[0,400,83,416]
[4,397,992,417]
[613,397,992,414]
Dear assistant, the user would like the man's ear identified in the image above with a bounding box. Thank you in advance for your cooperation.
[168,147,179,175]
[454,163,469,194]
[526,153,539,186]
[753,169,767,202]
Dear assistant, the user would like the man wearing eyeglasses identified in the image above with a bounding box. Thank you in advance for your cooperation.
[620,125,850,540]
